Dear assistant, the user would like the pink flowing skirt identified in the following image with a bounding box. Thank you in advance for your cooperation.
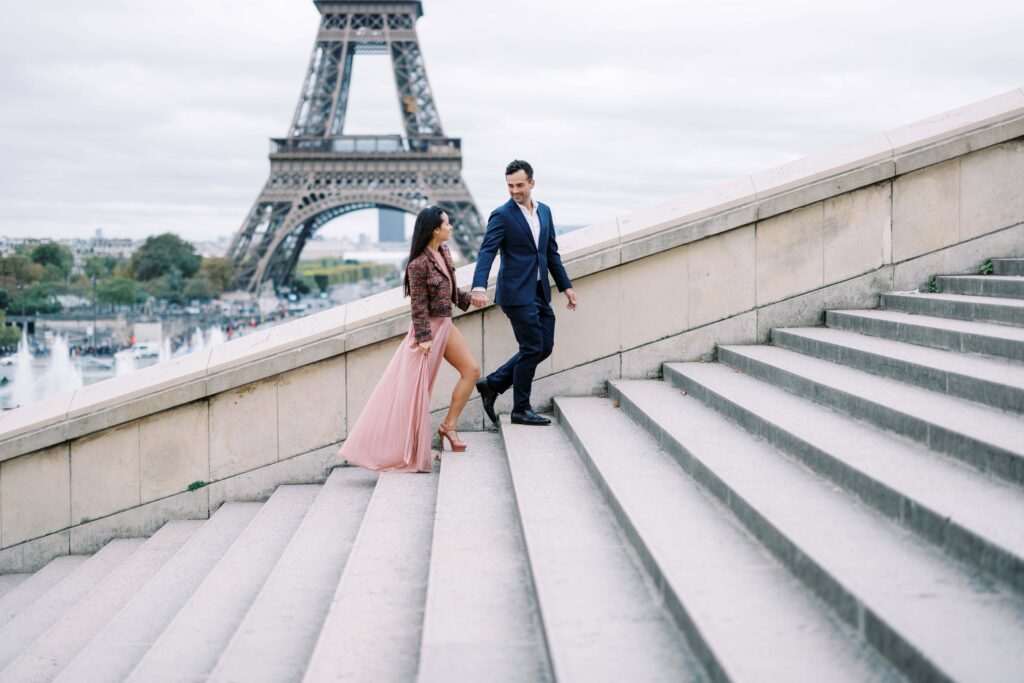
[339,316,452,473]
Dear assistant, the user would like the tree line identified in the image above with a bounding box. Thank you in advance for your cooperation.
[0,233,235,345]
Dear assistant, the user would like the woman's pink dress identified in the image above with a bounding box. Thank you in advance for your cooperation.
[339,249,453,473]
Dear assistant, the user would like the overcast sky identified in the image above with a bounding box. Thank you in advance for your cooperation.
[0,0,1021,243]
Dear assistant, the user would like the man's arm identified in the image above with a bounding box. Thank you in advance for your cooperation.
[545,208,573,292]
[470,209,505,304]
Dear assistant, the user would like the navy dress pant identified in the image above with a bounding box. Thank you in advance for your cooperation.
[486,281,556,412]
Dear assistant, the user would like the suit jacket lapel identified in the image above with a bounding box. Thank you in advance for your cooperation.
[507,198,538,252]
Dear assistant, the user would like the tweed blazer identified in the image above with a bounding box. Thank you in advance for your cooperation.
[407,243,471,343]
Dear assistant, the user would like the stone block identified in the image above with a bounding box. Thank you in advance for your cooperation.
[208,444,340,510]
[885,88,1024,155]
[824,182,890,284]
[71,422,141,525]
[756,203,825,306]
[206,329,277,377]
[63,378,207,450]
[620,311,758,378]
[892,159,960,262]
[344,287,408,333]
[892,224,1024,291]
[1,445,71,547]
[209,378,278,481]
[618,244,689,350]
[688,225,756,327]
[0,389,74,443]
[139,401,210,504]
[279,356,347,457]
[431,315,483,414]
[618,176,756,242]
[345,335,403,430]
[68,348,211,420]
[557,218,621,260]
[70,488,208,554]
[0,530,70,574]
[620,202,759,266]
[757,267,893,341]
[960,140,1024,240]
[752,133,892,199]
[550,268,622,374]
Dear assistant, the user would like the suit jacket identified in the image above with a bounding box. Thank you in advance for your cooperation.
[471,198,572,306]
[407,243,471,343]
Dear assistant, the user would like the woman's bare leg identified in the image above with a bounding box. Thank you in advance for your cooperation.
[443,324,480,428]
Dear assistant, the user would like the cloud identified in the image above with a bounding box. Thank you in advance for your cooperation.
[0,0,1021,241]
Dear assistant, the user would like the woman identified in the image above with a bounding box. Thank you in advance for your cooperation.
[340,206,482,472]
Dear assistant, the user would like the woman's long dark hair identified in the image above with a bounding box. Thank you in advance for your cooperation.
[404,206,446,297]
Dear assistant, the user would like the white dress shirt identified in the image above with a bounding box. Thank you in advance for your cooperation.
[516,198,542,281]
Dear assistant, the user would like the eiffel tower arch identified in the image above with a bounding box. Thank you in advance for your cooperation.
[226,0,485,292]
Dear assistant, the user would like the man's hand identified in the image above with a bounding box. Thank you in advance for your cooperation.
[564,288,577,311]
[470,291,488,309]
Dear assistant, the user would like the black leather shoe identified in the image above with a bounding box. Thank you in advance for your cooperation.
[476,379,498,424]
[510,409,551,426]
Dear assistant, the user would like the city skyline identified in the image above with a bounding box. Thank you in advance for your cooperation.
[0,0,1021,243]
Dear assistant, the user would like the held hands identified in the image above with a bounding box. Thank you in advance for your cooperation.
[564,288,577,311]
[470,291,488,309]
[418,340,431,355]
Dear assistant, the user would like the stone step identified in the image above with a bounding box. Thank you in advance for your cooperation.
[882,291,1024,326]
[0,556,88,631]
[303,470,439,683]
[772,326,1024,413]
[56,502,261,683]
[0,521,200,683]
[663,361,1024,594]
[209,468,377,683]
[715,345,1024,487]
[937,274,1024,299]
[555,396,897,682]
[498,416,703,683]
[126,486,319,683]
[610,378,1024,682]
[0,539,143,672]
[0,575,27,602]
[826,308,1024,362]
[993,258,1024,276]
[416,434,551,683]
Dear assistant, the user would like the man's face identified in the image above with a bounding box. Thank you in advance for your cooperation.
[506,170,535,205]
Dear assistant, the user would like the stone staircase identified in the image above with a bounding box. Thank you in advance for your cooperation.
[0,259,1022,682]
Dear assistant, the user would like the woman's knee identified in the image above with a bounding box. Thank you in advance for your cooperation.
[464,364,481,382]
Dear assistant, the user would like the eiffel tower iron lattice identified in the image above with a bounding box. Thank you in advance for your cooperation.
[226,0,484,292]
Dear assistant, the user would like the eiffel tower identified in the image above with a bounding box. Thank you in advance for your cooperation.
[226,0,485,292]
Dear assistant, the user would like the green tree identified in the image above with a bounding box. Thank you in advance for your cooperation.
[0,288,9,310]
[0,312,20,347]
[30,242,74,280]
[198,257,234,294]
[0,255,44,284]
[183,276,215,301]
[84,254,118,280]
[10,283,61,314]
[132,234,201,281]
[144,269,186,304]
[98,277,143,307]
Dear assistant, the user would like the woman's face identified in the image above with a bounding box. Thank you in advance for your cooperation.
[433,212,452,242]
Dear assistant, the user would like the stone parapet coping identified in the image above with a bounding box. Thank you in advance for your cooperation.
[1,87,1022,462]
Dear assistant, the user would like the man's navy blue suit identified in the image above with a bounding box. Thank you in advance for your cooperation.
[472,198,573,412]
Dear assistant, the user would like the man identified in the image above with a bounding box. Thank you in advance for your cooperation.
[470,160,577,426]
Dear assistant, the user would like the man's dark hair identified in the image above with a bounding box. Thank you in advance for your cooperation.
[505,159,534,181]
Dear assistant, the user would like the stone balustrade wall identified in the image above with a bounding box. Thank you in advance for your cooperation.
[2,88,1023,572]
